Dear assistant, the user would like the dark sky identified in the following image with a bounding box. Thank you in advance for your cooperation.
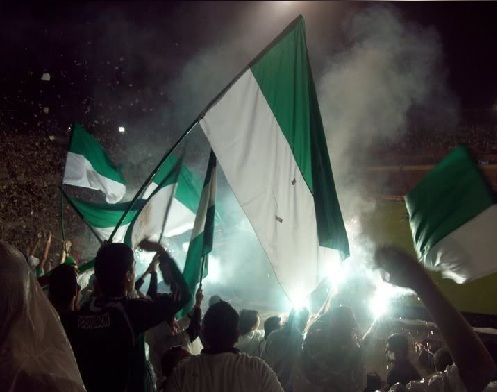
[1,1,496,139]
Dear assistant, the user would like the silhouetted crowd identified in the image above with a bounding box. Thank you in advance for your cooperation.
[2,238,497,392]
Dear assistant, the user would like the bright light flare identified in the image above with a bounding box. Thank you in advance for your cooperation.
[118,126,125,133]
[288,288,310,311]
[204,255,221,284]
[369,288,390,319]
[327,258,346,289]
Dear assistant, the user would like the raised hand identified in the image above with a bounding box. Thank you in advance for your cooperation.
[138,239,167,255]
[374,246,426,290]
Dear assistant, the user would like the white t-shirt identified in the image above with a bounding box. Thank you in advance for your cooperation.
[391,365,497,392]
[165,352,284,392]
[235,330,265,357]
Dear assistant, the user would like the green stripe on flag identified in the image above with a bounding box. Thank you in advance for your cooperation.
[405,146,494,258]
[250,18,349,257]
[180,151,217,316]
[69,123,125,184]
[70,198,144,228]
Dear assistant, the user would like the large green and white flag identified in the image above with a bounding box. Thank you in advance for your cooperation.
[180,150,217,316]
[70,155,202,244]
[406,146,497,283]
[199,17,349,298]
[63,123,126,204]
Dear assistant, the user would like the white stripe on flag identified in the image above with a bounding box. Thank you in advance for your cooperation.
[200,70,320,296]
[63,152,126,204]
[425,205,497,283]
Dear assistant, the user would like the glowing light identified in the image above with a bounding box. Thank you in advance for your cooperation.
[118,126,125,133]
[288,288,310,310]
[369,286,391,319]
[327,258,346,288]
[204,255,221,284]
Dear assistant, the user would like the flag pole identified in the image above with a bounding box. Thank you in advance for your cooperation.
[59,187,104,245]
[108,15,304,242]
[60,189,66,241]
[199,254,208,288]
[60,123,76,243]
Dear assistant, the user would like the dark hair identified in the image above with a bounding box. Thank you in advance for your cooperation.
[387,333,409,358]
[48,264,79,310]
[202,301,239,350]
[433,347,453,372]
[264,315,281,339]
[94,243,134,297]
[239,309,259,336]
[161,346,191,379]
[365,372,382,392]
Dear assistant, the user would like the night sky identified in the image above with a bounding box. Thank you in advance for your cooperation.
[1,1,496,140]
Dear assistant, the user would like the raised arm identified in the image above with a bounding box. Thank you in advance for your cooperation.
[375,246,496,392]
[29,232,42,256]
[138,239,191,310]
[146,257,159,298]
[40,231,52,272]
[60,240,72,264]
[185,287,203,342]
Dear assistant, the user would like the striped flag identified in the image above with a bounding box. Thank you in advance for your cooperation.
[406,146,497,283]
[63,123,126,204]
[199,17,349,298]
[180,151,217,316]
[69,155,202,245]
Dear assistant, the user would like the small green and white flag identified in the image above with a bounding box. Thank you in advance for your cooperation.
[63,123,126,204]
[199,16,349,298]
[123,156,184,248]
[70,155,202,244]
[180,150,217,316]
[406,146,497,283]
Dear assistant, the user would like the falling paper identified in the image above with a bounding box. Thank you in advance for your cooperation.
[43,107,49,114]
[41,73,51,81]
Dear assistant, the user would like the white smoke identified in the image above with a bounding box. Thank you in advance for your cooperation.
[318,5,459,222]
[316,6,460,322]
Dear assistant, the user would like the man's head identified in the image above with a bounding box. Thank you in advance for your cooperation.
[94,243,134,297]
[264,315,281,339]
[48,264,80,313]
[208,295,222,307]
[386,333,409,361]
[239,309,259,336]
[202,301,239,350]
[433,347,453,372]
[161,346,191,380]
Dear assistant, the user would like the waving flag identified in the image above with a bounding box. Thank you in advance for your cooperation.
[406,147,497,283]
[63,123,126,204]
[180,151,217,316]
[199,16,349,298]
[70,155,202,244]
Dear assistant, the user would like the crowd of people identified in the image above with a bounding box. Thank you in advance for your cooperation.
[371,123,497,166]
[1,236,497,392]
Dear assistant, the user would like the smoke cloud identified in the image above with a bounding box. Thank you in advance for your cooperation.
[318,5,459,222]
